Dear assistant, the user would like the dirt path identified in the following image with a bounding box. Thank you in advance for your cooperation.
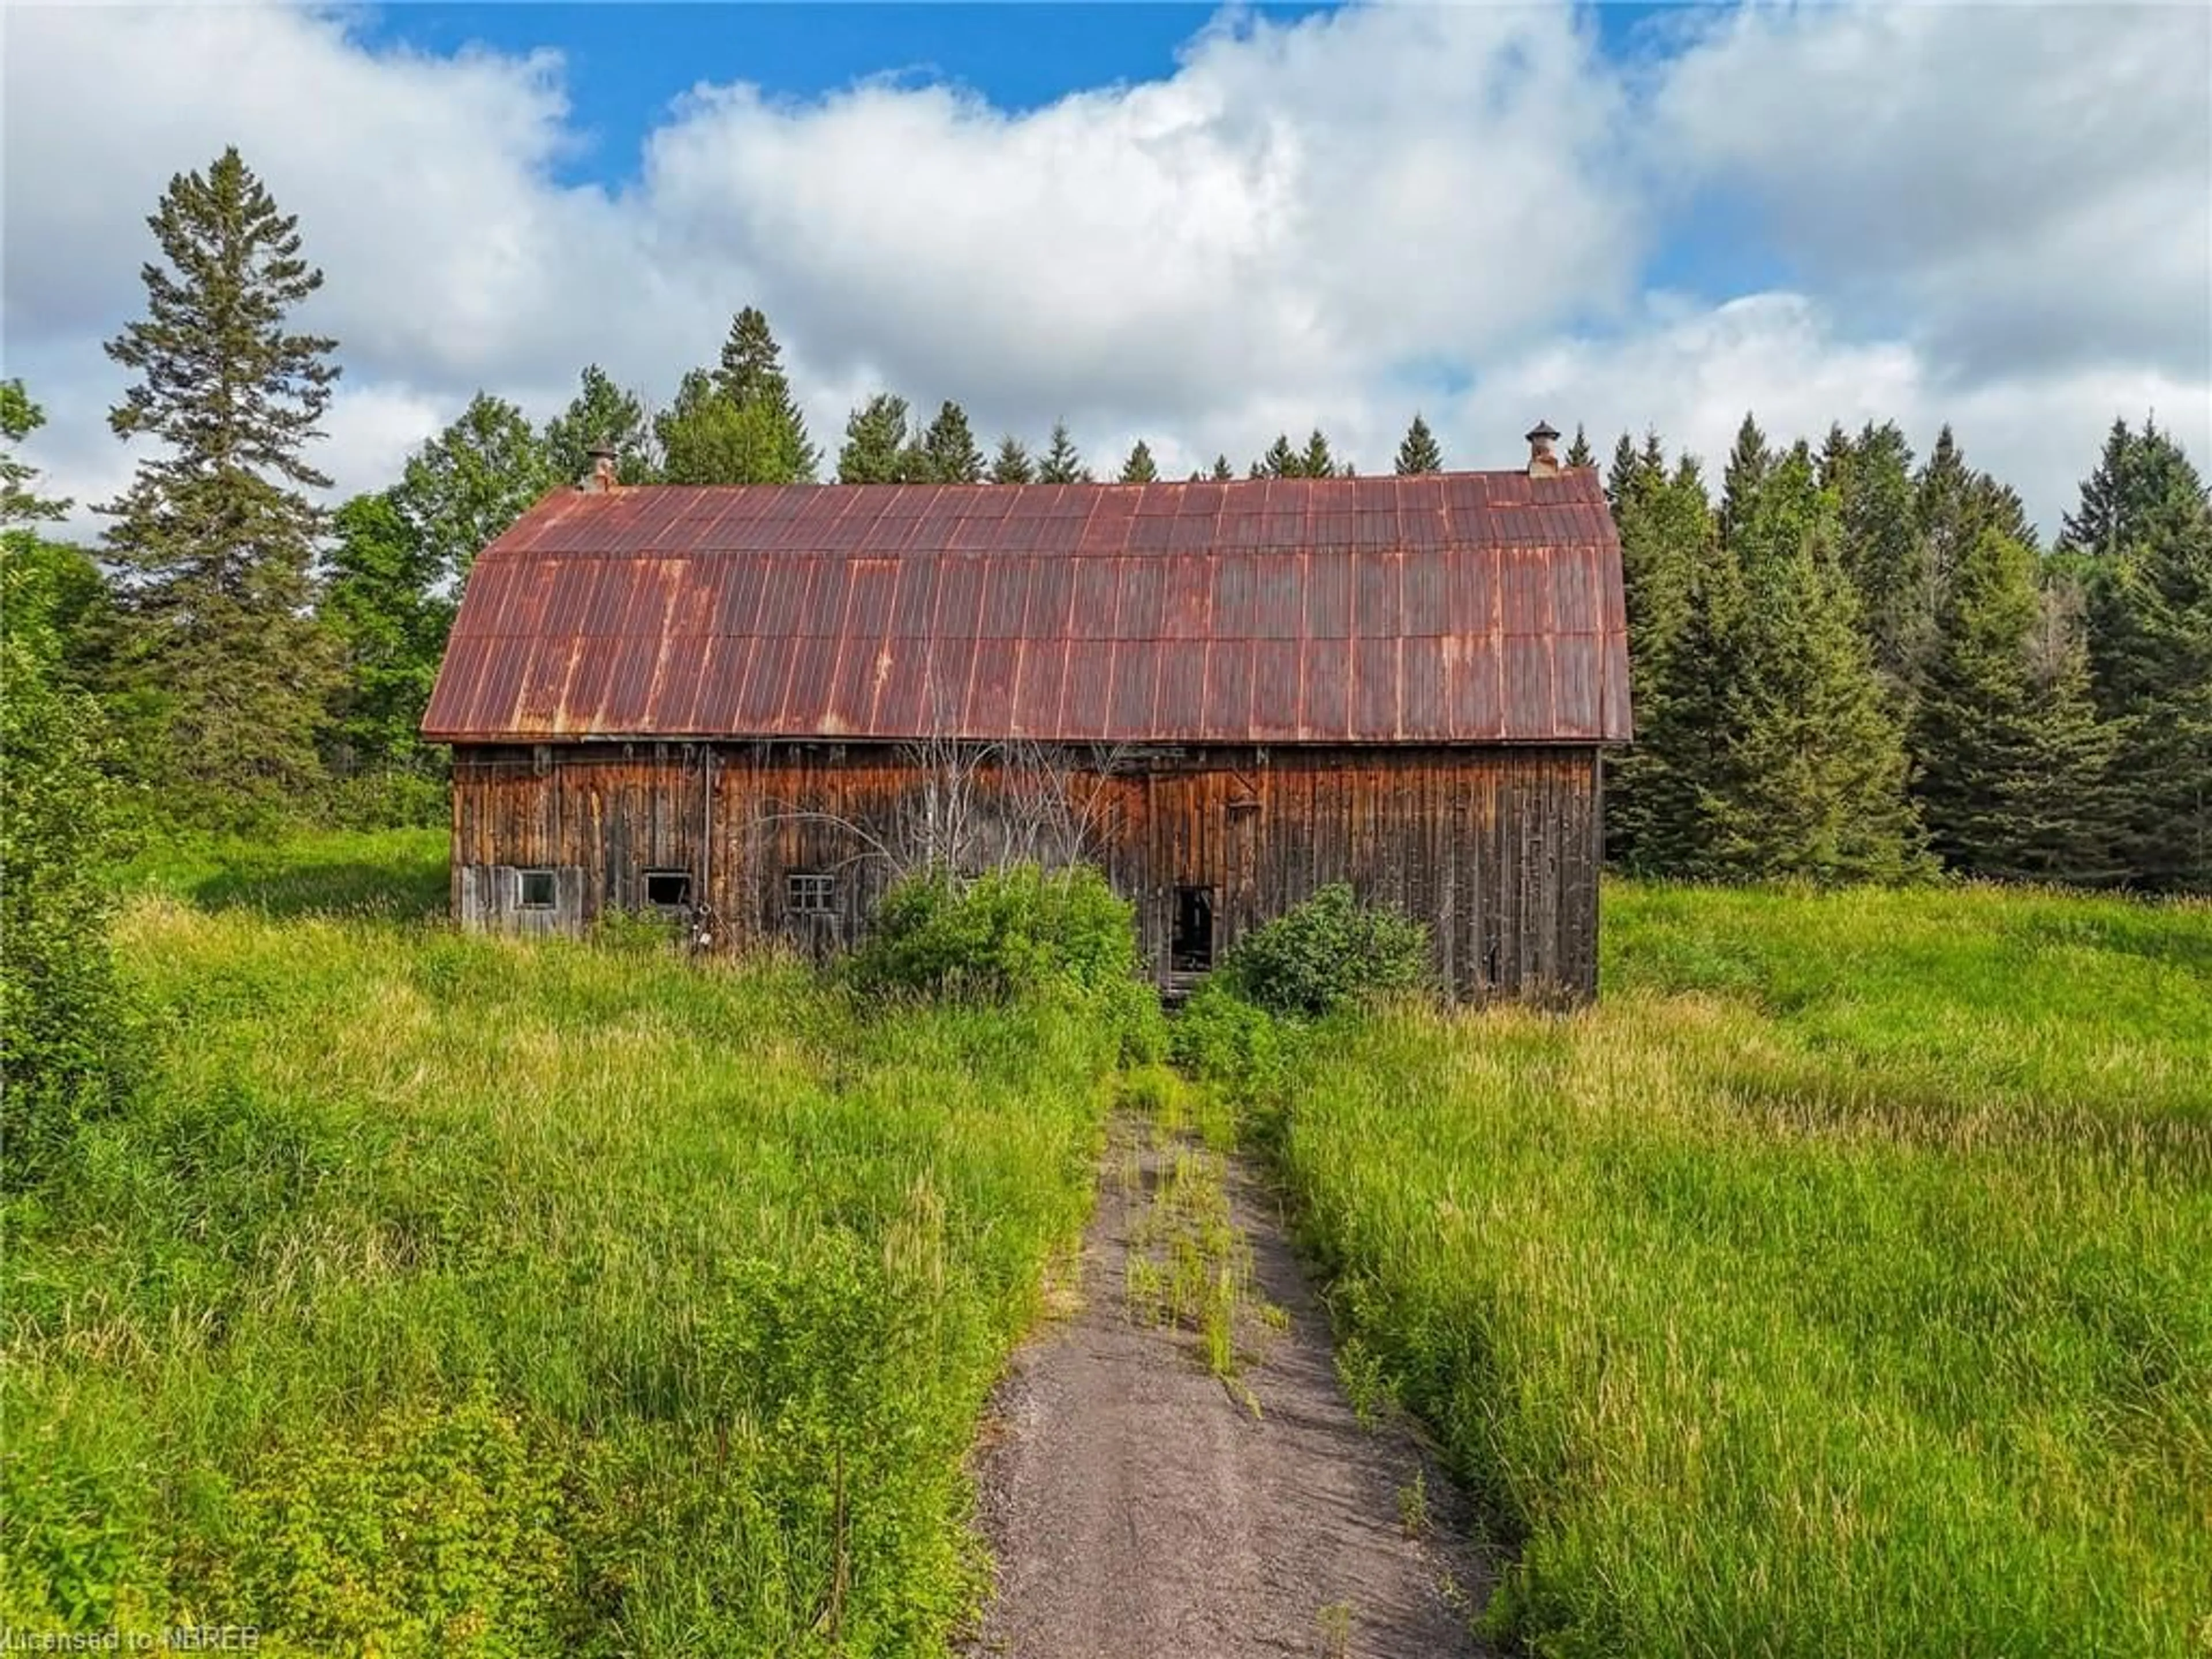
[964,1122,1490,1659]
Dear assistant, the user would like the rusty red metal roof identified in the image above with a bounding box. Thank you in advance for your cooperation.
[421,472,1632,745]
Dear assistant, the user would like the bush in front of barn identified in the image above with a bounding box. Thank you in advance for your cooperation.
[846,863,1166,1061]
[1217,882,1431,1019]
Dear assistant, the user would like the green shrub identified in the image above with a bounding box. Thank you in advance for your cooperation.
[847,863,1165,1065]
[1,550,142,1184]
[847,864,1139,1001]
[1169,978,1286,1097]
[1218,882,1430,1017]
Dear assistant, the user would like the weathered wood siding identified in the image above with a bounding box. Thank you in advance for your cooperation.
[450,740,1604,1002]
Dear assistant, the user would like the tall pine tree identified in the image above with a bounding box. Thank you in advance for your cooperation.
[100,146,339,824]
[920,400,985,483]
[1911,526,2120,881]
[1119,440,1160,483]
[989,435,1035,484]
[1700,446,1926,882]
[712,306,820,481]
[2064,418,2212,889]
[1037,421,1090,484]
[1395,414,1444,475]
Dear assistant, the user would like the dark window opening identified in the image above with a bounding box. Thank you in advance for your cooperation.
[1172,886,1214,971]
[518,869,556,910]
[645,870,692,909]
[787,872,836,915]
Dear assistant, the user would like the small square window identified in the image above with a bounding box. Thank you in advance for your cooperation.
[787,872,836,915]
[645,870,692,908]
[518,869,557,910]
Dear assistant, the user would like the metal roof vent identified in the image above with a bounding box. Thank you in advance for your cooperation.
[1525,421,1562,478]
[584,444,619,493]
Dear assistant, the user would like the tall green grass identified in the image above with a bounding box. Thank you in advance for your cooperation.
[3,843,1124,1654]
[1253,881,2211,1657]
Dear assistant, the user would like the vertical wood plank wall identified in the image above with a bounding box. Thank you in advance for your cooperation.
[450,741,1605,1002]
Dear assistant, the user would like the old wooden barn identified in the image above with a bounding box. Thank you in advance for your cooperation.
[420,426,1632,1002]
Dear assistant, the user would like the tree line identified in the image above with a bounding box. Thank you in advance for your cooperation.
[7,146,2209,900]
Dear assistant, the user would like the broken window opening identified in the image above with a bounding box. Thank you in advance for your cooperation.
[518,869,557,910]
[1172,885,1214,972]
[787,872,837,915]
[645,870,692,909]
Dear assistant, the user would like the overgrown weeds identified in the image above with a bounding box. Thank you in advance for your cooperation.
[1,858,1127,1653]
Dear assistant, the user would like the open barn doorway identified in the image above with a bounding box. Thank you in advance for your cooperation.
[1172,885,1215,973]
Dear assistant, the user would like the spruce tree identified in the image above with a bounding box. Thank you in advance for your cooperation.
[1911,527,2121,880]
[1395,414,1444,475]
[545,365,656,484]
[1255,434,1300,478]
[837,394,915,484]
[100,146,339,824]
[1834,421,1927,696]
[989,436,1035,484]
[712,306,820,480]
[1209,455,1234,482]
[1717,412,1771,552]
[1037,421,1090,484]
[1700,448,1926,882]
[1605,446,1723,869]
[1604,432,1641,512]
[1299,429,1341,478]
[1565,423,1596,469]
[920,400,985,483]
[1119,440,1160,483]
[395,392,560,581]
[2065,418,2212,889]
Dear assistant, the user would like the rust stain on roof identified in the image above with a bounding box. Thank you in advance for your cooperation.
[421,472,1632,745]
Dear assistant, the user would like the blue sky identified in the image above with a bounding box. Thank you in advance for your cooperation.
[356,3,1685,184]
[6,2,2206,535]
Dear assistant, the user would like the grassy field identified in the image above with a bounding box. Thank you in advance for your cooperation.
[3,834,1127,1654]
[1253,881,2212,1657]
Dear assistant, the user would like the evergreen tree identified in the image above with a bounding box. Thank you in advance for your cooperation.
[2065,418,2212,889]
[1255,434,1301,478]
[837,393,915,484]
[1037,421,1090,484]
[321,492,449,776]
[1717,412,1771,552]
[1395,414,1444,475]
[1911,527,2121,881]
[1565,423,1596,469]
[1300,429,1342,478]
[1209,454,1234,482]
[711,306,820,480]
[658,366,808,486]
[395,392,560,582]
[1119,440,1160,483]
[99,146,339,824]
[988,435,1035,484]
[920,400,985,483]
[1604,432,1642,512]
[544,365,656,484]
[1834,421,1928,697]
[1700,447,1926,882]
[1604,446,1724,868]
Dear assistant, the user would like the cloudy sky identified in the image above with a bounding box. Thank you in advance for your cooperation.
[5,0,2207,539]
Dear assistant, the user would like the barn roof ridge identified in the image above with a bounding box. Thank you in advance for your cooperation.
[423,468,1631,745]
